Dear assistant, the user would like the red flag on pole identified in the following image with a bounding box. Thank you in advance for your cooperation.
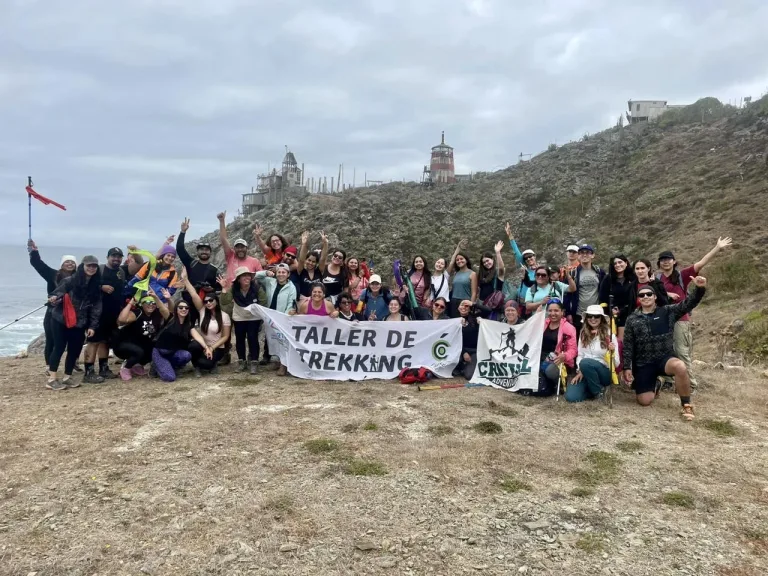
[26,186,66,211]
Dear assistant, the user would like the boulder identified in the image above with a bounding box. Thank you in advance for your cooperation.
[26,332,46,356]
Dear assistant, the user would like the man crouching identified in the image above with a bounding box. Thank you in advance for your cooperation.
[622,276,707,421]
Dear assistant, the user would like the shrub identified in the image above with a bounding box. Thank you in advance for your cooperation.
[708,251,763,295]
[736,309,768,360]
[547,143,557,152]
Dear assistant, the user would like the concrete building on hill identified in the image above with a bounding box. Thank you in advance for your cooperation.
[241,147,307,216]
[627,99,686,123]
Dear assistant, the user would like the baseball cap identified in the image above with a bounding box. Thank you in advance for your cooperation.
[578,244,595,253]
[81,255,99,266]
[107,247,124,257]
[658,250,675,261]
[521,249,535,258]
[275,263,290,271]
[284,245,298,256]
[233,238,248,248]
[369,274,382,284]
[566,244,579,252]
[196,242,212,250]
[60,254,76,267]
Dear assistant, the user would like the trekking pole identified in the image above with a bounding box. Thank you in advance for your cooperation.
[0,302,48,331]
[417,382,485,391]
[606,295,618,408]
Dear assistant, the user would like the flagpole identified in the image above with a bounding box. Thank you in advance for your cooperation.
[27,176,32,241]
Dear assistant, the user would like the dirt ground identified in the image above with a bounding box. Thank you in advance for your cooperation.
[0,356,766,576]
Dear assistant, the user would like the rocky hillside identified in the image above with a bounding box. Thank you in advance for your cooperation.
[194,96,768,289]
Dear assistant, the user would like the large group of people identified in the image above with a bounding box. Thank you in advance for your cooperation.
[27,213,733,421]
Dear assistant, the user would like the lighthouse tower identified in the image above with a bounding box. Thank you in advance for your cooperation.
[429,131,455,184]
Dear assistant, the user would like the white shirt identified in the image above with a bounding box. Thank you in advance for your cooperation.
[430,272,450,302]
[576,334,620,369]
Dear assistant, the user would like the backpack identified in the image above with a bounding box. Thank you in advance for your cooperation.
[398,367,436,384]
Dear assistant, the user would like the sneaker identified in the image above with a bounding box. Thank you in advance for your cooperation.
[149,363,158,378]
[63,377,80,389]
[73,364,84,373]
[209,366,219,376]
[99,366,118,380]
[654,377,664,398]
[276,364,287,377]
[249,361,258,376]
[236,360,248,373]
[194,368,202,378]
[681,404,695,422]
[46,379,66,391]
[119,367,133,381]
[131,364,147,377]
[83,370,105,384]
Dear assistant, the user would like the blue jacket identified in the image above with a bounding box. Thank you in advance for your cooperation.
[508,238,535,301]
[359,288,392,320]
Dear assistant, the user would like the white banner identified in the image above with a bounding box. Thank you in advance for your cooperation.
[250,305,462,381]
[470,311,546,391]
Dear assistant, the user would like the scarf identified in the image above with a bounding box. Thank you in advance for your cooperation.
[129,248,157,302]
[233,283,259,308]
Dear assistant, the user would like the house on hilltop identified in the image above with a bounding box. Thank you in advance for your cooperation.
[241,147,307,216]
[627,99,686,123]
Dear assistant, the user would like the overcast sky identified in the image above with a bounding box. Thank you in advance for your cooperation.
[1,0,767,249]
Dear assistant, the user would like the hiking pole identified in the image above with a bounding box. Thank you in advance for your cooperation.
[0,302,48,331]
[417,382,485,391]
[606,295,618,408]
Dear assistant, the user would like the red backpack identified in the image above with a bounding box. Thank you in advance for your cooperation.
[398,367,436,384]
[62,294,77,328]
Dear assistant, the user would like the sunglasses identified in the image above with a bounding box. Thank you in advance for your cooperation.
[177,305,190,311]
[284,254,296,259]
[586,314,603,320]
[433,303,445,309]
[638,292,655,298]
[141,301,157,306]
[204,298,216,304]
[339,300,351,305]
[332,254,343,259]
[548,298,562,305]
[535,273,548,278]
[524,255,535,260]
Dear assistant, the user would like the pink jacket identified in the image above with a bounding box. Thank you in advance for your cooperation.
[544,318,578,368]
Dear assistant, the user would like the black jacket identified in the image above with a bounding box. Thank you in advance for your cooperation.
[176,232,221,291]
[50,276,103,331]
[622,286,704,370]
[29,249,60,295]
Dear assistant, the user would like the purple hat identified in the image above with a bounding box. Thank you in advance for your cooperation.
[160,245,177,257]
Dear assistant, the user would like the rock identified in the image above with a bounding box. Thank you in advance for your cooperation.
[26,333,46,356]
[354,539,379,551]
[518,567,529,574]
[376,557,398,568]
[729,319,745,333]
[279,543,299,553]
[692,360,708,368]
[522,520,551,531]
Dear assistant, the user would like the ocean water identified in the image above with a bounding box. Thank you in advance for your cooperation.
[0,245,107,357]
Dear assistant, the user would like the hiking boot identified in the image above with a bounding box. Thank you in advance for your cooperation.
[681,404,695,422]
[63,377,80,389]
[249,361,258,375]
[219,351,231,366]
[131,364,147,377]
[209,366,219,376]
[194,368,203,378]
[236,359,248,373]
[46,379,66,391]
[276,364,287,377]
[99,366,117,380]
[83,369,105,384]
[259,358,270,366]
[119,366,132,381]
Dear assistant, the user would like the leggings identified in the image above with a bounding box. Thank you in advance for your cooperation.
[114,341,152,369]
[189,341,228,370]
[43,308,55,365]
[152,348,192,382]
[48,321,86,375]
[233,320,261,362]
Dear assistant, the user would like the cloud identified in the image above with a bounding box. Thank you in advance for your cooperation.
[1,0,767,247]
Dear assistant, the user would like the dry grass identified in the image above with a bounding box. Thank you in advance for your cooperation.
[1,358,767,575]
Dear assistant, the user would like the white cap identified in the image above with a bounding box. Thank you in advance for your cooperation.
[233,238,248,247]
[566,244,579,252]
[521,249,535,257]
[369,274,382,284]
[584,304,606,317]
[60,255,76,266]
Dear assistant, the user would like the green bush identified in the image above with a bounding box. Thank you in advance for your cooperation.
[708,251,763,294]
[547,143,557,152]
[736,309,768,360]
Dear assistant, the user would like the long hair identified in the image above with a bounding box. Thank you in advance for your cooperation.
[579,315,611,348]
[455,252,473,272]
[479,251,496,283]
[200,293,223,335]
[408,255,431,286]
[73,264,102,302]
[609,254,636,283]
[269,233,289,252]
[56,267,75,284]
